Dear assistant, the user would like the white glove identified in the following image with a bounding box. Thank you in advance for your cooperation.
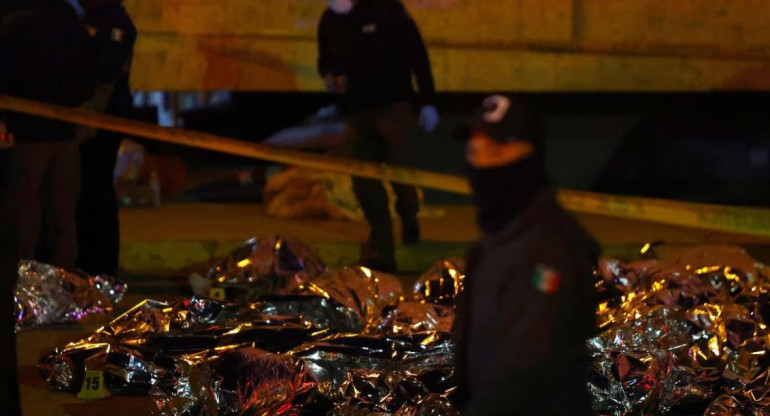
[315,104,339,121]
[419,105,440,133]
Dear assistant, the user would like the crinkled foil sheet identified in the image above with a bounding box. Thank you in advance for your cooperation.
[40,258,465,415]
[16,260,126,331]
[39,297,316,394]
[206,236,327,302]
[591,245,770,416]
[413,258,465,305]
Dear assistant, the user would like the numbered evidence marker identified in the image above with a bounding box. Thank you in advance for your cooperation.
[209,287,226,301]
[78,370,109,399]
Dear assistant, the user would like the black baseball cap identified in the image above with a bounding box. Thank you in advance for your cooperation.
[456,95,542,145]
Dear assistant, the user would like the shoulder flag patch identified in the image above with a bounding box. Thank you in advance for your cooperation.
[532,264,561,295]
[111,28,125,42]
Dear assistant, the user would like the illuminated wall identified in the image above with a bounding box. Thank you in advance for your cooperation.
[125,0,770,91]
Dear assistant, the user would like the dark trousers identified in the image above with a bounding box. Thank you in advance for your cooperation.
[0,150,21,416]
[76,133,121,276]
[8,141,80,268]
[345,102,419,266]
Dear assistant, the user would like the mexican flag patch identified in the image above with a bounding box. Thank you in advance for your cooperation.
[532,264,561,295]
[111,28,124,42]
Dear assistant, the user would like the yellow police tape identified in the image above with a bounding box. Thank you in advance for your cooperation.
[0,94,471,195]
[1,93,770,238]
[558,190,770,238]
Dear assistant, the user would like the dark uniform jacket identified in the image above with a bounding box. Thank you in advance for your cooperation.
[317,0,435,109]
[456,189,600,416]
[0,148,19,416]
[0,0,93,143]
[84,3,136,117]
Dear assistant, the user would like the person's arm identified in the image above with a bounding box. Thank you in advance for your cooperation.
[317,11,334,79]
[463,267,559,415]
[405,18,435,104]
[392,2,439,131]
[463,243,597,416]
[93,11,136,85]
[317,11,347,93]
[392,2,435,104]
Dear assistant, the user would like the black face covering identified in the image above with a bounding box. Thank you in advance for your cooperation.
[466,155,549,234]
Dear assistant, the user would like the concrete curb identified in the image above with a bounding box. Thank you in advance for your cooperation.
[119,240,474,277]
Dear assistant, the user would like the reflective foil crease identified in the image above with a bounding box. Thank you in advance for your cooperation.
[15,260,126,331]
[376,302,455,336]
[330,368,458,416]
[413,258,465,304]
[590,245,770,416]
[290,332,454,402]
[151,348,317,416]
[293,266,404,332]
[205,236,327,302]
[39,297,315,394]
[41,256,465,416]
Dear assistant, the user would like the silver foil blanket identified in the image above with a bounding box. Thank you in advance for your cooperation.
[149,332,455,416]
[591,245,770,416]
[205,236,327,302]
[330,368,458,416]
[413,258,465,305]
[151,348,318,416]
[15,260,126,331]
[291,266,404,332]
[40,258,466,415]
[39,297,316,394]
[289,332,454,402]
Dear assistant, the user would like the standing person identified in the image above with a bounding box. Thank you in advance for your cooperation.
[455,95,600,416]
[0,5,22,412]
[0,147,20,416]
[318,0,440,272]
[76,0,136,277]
[0,0,94,268]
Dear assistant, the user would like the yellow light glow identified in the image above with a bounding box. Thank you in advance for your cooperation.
[708,337,720,356]
[421,332,438,346]
[237,258,251,268]
[695,266,721,275]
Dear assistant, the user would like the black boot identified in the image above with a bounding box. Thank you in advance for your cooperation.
[402,217,420,246]
[358,243,396,274]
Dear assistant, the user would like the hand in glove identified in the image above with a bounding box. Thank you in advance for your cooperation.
[419,105,440,133]
[315,105,339,121]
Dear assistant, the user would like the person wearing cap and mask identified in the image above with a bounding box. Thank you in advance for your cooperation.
[317,0,439,273]
[75,0,136,277]
[454,95,599,416]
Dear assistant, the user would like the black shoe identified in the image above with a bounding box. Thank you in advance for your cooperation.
[402,218,420,246]
[358,244,397,274]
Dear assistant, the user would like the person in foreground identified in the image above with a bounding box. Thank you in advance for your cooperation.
[455,95,600,416]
